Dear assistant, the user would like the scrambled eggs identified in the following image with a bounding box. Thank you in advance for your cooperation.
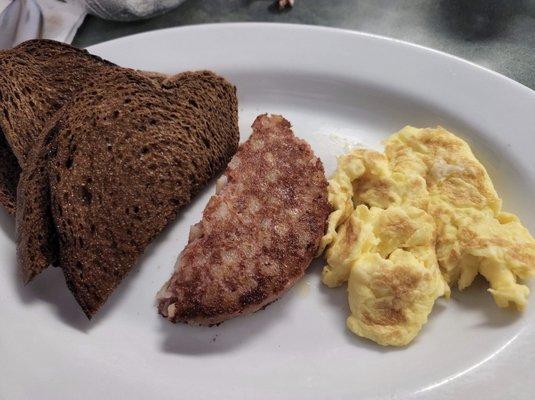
[321,126,535,346]
[387,127,535,308]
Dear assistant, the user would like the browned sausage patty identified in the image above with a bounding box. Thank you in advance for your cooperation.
[157,114,330,325]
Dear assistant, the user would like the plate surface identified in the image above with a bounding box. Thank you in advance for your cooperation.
[1,23,534,400]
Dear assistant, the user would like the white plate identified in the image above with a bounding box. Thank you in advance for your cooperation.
[1,23,534,400]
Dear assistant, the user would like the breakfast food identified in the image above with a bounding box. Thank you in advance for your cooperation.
[157,114,330,325]
[321,150,449,346]
[0,39,115,214]
[331,205,448,346]
[387,127,535,308]
[0,135,20,213]
[4,37,530,349]
[321,126,535,346]
[17,68,239,317]
[16,112,62,283]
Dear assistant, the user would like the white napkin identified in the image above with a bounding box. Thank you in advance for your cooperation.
[0,0,191,49]
[0,0,86,49]
[38,0,86,43]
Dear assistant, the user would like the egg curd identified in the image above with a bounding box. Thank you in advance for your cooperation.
[320,126,535,346]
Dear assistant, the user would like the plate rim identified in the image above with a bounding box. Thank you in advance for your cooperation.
[86,22,534,97]
[3,22,533,400]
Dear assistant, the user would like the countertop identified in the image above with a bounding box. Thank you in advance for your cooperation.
[73,0,535,90]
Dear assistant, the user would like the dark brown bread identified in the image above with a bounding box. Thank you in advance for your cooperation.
[16,114,62,283]
[0,131,20,214]
[17,68,239,317]
[0,39,114,164]
[0,40,115,213]
[157,115,330,325]
[5,40,170,282]
[16,72,167,284]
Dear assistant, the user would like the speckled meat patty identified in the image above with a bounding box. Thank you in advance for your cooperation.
[157,114,330,325]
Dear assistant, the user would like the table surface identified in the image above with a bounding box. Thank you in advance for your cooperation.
[73,0,535,90]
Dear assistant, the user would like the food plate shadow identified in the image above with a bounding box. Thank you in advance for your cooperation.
[315,262,448,352]
[451,276,522,328]
[12,181,208,330]
[89,210,182,324]
[0,208,15,242]
[316,267,350,326]
[13,266,93,331]
[83,188,208,327]
[14,242,154,332]
[158,288,295,355]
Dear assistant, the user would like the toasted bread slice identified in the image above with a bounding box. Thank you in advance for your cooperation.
[0,132,20,214]
[157,115,330,325]
[16,114,62,283]
[0,40,114,164]
[0,40,115,214]
[17,68,239,317]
